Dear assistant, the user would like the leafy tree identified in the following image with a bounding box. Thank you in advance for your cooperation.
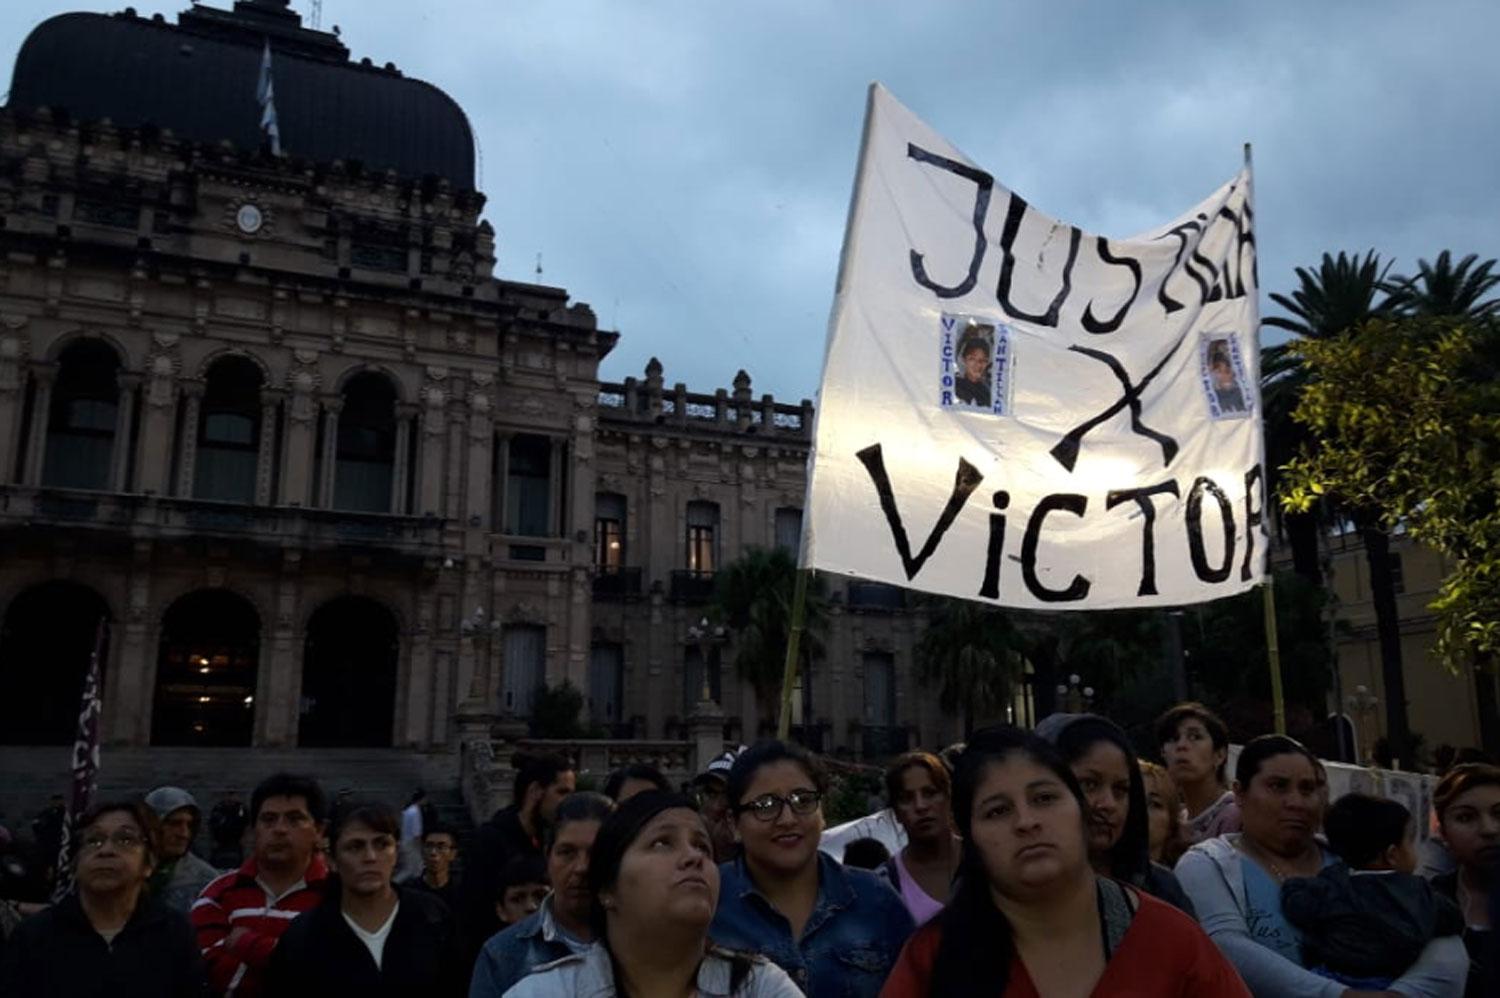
[711,547,826,725]
[913,597,1027,737]
[1262,250,1413,756]
[1386,251,1500,319]
[1283,316,1500,753]
[530,680,586,739]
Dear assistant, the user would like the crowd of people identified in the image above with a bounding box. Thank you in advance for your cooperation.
[0,700,1496,997]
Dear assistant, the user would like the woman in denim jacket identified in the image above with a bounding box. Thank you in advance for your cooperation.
[709,741,914,998]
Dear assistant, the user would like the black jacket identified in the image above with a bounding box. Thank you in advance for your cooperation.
[263,883,465,998]
[0,891,205,998]
[1284,864,1465,979]
[1432,871,1495,998]
[461,805,540,945]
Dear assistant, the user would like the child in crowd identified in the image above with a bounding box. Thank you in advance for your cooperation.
[493,855,549,928]
[842,837,891,871]
[1282,793,1465,989]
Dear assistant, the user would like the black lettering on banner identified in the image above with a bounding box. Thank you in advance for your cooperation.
[1241,464,1265,581]
[906,144,994,299]
[1049,336,1186,472]
[1081,237,1144,335]
[1217,201,1257,300]
[856,443,983,580]
[1021,493,1091,602]
[979,491,1010,599]
[1106,480,1181,597]
[1190,246,1224,303]
[996,195,1082,328]
[1186,476,1235,583]
[1155,219,1202,316]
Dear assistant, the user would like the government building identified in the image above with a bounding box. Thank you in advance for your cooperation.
[0,0,953,817]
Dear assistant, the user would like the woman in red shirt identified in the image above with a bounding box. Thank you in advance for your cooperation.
[880,725,1249,998]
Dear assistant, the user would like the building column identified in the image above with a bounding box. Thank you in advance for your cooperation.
[391,403,417,515]
[109,372,142,492]
[0,332,28,485]
[493,433,510,531]
[22,362,57,486]
[548,436,564,536]
[318,395,343,508]
[106,540,154,745]
[417,393,445,516]
[255,389,283,506]
[280,388,318,507]
[464,405,493,530]
[174,380,205,497]
[135,368,179,496]
[261,549,302,746]
[444,405,466,521]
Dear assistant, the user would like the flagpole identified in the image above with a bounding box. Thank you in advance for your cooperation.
[1244,139,1286,734]
[778,85,879,743]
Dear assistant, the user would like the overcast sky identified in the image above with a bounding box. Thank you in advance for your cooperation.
[4,1,1498,401]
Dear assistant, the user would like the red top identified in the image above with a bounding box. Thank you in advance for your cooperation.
[191,853,329,997]
[879,888,1250,998]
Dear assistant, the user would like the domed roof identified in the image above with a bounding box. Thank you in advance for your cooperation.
[7,2,476,191]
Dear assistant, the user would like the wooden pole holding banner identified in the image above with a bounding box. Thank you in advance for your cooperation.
[778,87,878,743]
[1243,139,1287,735]
[777,569,811,741]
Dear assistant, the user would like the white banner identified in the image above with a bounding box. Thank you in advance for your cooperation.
[804,85,1265,610]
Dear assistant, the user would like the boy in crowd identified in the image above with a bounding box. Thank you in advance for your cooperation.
[1283,792,1464,988]
[494,855,548,928]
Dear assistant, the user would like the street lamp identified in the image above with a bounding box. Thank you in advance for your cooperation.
[685,616,728,707]
[1056,673,1095,714]
[1346,684,1379,765]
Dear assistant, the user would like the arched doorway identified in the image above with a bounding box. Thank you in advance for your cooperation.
[43,339,123,490]
[334,373,397,512]
[0,582,110,744]
[195,356,264,503]
[152,590,260,746]
[299,596,398,747]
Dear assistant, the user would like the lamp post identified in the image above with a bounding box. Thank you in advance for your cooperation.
[1056,673,1094,714]
[685,616,728,708]
[1346,684,1379,765]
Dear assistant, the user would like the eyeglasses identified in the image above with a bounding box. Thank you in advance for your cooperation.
[737,790,822,822]
[81,830,146,853]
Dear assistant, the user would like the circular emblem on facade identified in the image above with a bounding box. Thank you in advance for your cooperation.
[235,203,264,234]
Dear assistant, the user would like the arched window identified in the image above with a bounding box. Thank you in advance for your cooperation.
[334,374,397,512]
[195,357,263,503]
[152,590,259,746]
[0,581,110,744]
[300,596,399,746]
[43,340,122,490]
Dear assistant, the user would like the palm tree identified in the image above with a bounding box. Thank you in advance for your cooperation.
[1263,250,1412,757]
[914,596,1027,737]
[711,547,826,728]
[1386,251,1500,318]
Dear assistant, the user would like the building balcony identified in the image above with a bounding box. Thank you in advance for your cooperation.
[592,566,643,600]
[0,486,447,558]
[670,569,718,604]
[847,580,907,612]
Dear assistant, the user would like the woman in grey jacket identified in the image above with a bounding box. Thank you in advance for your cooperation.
[1176,736,1468,998]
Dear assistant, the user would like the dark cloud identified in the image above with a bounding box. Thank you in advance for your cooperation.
[5,0,1497,400]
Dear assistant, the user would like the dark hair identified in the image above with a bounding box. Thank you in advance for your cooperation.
[496,854,548,898]
[544,792,615,853]
[251,773,327,825]
[1325,793,1411,868]
[725,740,828,813]
[421,823,457,845]
[1234,734,1319,789]
[512,751,574,805]
[842,837,891,870]
[885,751,952,806]
[603,764,671,801]
[960,337,990,358]
[77,800,162,867]
[932,726,1089,998]
[587,790,704,937]
[327,801,400,849]
[1154,702,1230,783]
[1038,715,1151,886]
[1434,763,1500,824]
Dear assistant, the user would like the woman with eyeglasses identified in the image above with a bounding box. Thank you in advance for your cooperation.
[0,799,206,997]
[709,740,914,998]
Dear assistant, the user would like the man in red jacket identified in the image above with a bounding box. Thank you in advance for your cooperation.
[192,773,329,996]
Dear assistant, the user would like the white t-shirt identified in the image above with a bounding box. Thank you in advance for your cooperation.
[342,901,399,970]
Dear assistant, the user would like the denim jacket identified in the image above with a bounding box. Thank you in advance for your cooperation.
[468,896,589,998]
[710,852,914,998]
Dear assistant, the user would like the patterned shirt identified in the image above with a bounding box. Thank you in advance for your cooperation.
[190,853,329,997]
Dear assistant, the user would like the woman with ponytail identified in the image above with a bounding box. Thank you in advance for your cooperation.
[879,726,1247,998]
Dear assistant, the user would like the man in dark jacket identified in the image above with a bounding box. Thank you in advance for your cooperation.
[266,800,463,997]
[461,750,574,948]
[0,799,205,997]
